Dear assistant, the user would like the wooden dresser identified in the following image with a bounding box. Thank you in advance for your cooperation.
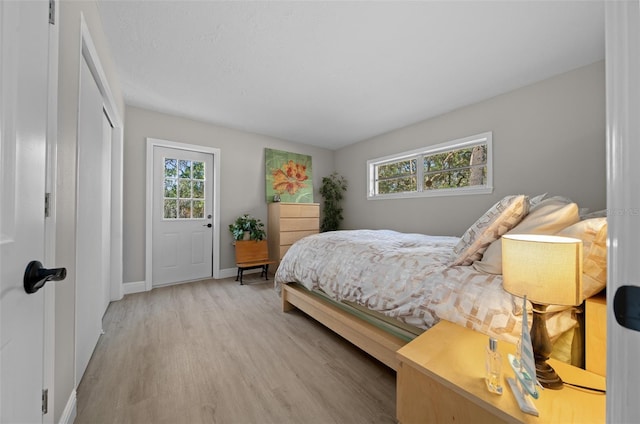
[267,202,319,266]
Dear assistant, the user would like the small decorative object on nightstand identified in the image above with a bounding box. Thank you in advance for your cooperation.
[485,337,503,395]
[506,295,540,416]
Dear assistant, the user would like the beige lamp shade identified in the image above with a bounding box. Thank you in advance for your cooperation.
[502,234,583,306]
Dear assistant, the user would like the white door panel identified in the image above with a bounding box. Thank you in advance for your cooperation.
[152,146,213,286]
[606,1,640,421]
[0,1,50,422]
[75,57,107,385]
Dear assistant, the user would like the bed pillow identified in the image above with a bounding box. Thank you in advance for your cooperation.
[473,196,580,274]
[451,195,529,266]
[557,217,607,300]
[580,209,607,220]
[529,192,548,208]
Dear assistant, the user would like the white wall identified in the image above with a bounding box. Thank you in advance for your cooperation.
[55,1,124,421]
[335,61,606,236]
[123,106,334,283]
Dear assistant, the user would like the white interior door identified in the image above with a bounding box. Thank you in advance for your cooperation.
[152,146,214,286]
[75,56,109,385]
[0,1,50,422]
[606,1,640,421]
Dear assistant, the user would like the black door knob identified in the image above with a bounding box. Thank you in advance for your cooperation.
[23,260,67,294]
[614,285,640,332]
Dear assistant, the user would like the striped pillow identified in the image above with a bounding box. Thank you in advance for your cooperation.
[557,217,607,299]
[452,195,529,266]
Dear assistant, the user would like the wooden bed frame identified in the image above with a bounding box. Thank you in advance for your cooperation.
[281,283,408,370]
[282,283,589,373]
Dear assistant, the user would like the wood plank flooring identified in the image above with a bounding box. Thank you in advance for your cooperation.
[76,276,396,423]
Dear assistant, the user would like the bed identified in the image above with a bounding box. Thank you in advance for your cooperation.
[274,194,608,370]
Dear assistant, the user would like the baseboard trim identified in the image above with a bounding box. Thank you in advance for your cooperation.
[219,267,237,279]
[123,280,146,295]
[58,389,76,424]
[124,270,267,294]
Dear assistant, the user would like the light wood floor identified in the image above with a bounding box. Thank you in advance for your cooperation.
[76,276,396,423]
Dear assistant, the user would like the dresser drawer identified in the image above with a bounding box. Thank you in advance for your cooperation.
[278,245,290,260]
[279,204,319,218]
[280,217,319,232]
[280,230,317,245]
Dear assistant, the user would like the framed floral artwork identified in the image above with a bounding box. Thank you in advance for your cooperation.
[265,148,313,203]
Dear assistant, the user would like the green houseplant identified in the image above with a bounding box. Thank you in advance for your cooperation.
[319,172,348,232]
[229,214,266,241]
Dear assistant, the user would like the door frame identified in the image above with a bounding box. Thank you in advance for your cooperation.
[145,138,221,291]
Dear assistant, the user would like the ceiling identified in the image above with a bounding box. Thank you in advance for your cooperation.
[97,1,605,150]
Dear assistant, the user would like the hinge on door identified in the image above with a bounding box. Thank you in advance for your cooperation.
[49,0,55,25]
[42,389,48,414]
[45,193,51,218]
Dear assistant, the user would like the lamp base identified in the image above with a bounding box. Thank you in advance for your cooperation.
[530,302,564,390]
[535,360,564,390]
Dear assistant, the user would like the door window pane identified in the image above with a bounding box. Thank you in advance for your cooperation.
[164,199,177,219]
[165,159,177,177]
[164,179,177,198]
[179,160,191,178]
[178,200,192,219]
[178,179,191,198]
[193,181,204,198]
[192,200,204,218]
[193,161,205,179]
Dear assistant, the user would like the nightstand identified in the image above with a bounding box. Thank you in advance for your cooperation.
[585,291,606,376]
[396,320,605,424]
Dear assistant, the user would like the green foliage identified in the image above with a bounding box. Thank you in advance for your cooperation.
[377,159,418,193]
[229,214,266,241]
[319,172,348,232]
[377,145,486,194]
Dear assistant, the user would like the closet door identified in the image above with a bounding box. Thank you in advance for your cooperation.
[76,56,110,385]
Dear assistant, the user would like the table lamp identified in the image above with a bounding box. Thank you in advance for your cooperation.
[502,234,582,389]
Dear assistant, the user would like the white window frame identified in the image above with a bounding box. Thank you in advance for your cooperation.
[367,132,493,200]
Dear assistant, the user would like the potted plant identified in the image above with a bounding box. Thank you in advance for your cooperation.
[229,214,266,241]
[319,172,348,232]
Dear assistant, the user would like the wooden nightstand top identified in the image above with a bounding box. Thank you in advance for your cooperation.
[397,320,606,423]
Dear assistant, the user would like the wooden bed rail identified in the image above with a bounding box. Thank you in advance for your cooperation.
[282,283,407,370]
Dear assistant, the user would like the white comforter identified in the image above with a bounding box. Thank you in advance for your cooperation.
[274,229,575,344]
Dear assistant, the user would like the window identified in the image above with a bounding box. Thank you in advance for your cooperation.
[163,158,206,219]
[367,132,493,199]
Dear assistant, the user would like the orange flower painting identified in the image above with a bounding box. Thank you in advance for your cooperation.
[265,149,313,203]
[272,160,308,195]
